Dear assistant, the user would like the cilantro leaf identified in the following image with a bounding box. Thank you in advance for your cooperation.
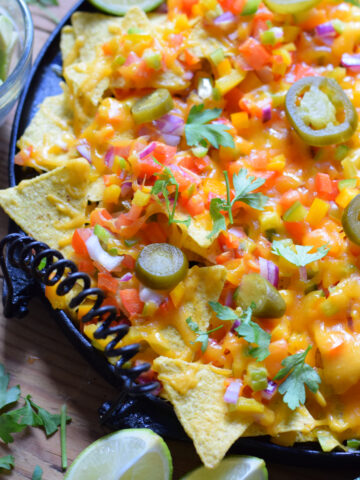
[271,241,329,267]
[0,365,21,411]
[208,198,227,238]
[234,305,271,361]
[28,397,69,436]
[185,104,235,149]
[274,345,321,410]
[186,317,223,353]
[208,301,238,321]
[0,412,26,443]
[0,455,14,471]
[151,161,191,227]
[232,169,268,210]
[32,465,43,480]
[208,169,268,238]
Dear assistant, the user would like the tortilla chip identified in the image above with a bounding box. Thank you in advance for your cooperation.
[153,357,251,468]
[152,265,226,353]
[268,396,320,436]
[187,21,224,59]
[17,94,75,172]
[0,159,90,255]
[60,25,76,67]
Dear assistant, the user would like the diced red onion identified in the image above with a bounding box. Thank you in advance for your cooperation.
[228,31,238,41]
[104,146,115,167]
[299,265,307,281]
[85,235,123,272]
[139,286,165,306]
[261,380,277,401]
[139,142,156,159]
[259,257,279,288]
[223,380,242,404]
[121,181,133,197]
[120,272,133,282]
[184,71,194,80]
[341,53,360,72]
[262,105,272,123]
[76,142,91,162]
[154,115,184,135]
[214,12,235,24]
[224,290,234,307]
[228,227,245,239]
[162,133,181,146]
[315,22,336,37]
[231,319,240,333]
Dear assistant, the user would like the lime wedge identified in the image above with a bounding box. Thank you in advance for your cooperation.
[87,0,164,15]
[0,15,18,81]
[181,456,268,480]
[64,429,173,480]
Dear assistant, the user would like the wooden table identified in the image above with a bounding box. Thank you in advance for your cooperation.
[0,2,359,478]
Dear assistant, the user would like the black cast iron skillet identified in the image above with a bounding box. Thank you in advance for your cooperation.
[2,0,360,467]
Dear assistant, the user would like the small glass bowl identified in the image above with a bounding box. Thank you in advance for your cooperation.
[0,0,33,125]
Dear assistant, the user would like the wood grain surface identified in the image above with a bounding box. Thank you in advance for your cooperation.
[0,1,359,478]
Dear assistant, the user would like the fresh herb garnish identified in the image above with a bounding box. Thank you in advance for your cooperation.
[234,304,271,362]
[32,465,43,480]
[271,240,329,267]
[151,160,191,227]
[0,364,20,410]
[273,345,321,410]
[186,317,223,353]
[208,169,268,238]
[208,301,238,321]
[347,439,360,450]
[185,104,235,149]
[209,302,270,361]
[60,404,68,470]
[0,455,14,471]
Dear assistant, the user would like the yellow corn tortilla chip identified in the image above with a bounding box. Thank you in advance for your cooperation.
[267,396,320,436]
[153,357,252,468]
[152,265,226,353]
[60,25,76,67]
[0,159,90,255]
[187,21,224,59]
[17,94,76,172]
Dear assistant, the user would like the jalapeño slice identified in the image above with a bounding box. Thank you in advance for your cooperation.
[264,0,321,14]
[131,89,174,124]
[234,273,286,318]
[285,77,358,147]
[342,194,360,245]
[135,243,188,290]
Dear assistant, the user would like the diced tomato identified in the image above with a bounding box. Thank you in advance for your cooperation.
[90,208,112,228]
[178,155,209,174]
[119,289,144,317]
[219,231,241,250]
[115,205,143,229]
[185,194,206,217]
[284,221,309,244]
[78,259,95,274]
[216,250,235,265]
[224,87,243,114]
[315,173,338,200]
[288,63,317,83]
[158,297,174,315]
[219,0,246,14]
[169,165,201,192]
[122,255,136,270]
[264,339,289,378]
[153,143,177,165]
[238,38,271,70]
[254,4,274,21]
[184,49,200,66]
[181,0,198,14]
[98,272,118,294]
[142,222,167,243]
[72,229,92,257]
[279,189,302,212]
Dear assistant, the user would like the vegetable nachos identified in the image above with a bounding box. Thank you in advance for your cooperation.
[2,0,360,468]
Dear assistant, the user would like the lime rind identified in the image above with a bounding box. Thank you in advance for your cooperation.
[64,428,172,480]
[87,0,165,16]
[180,456,268,480]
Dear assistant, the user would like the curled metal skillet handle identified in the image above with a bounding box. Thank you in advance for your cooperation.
[0,233,159,421]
